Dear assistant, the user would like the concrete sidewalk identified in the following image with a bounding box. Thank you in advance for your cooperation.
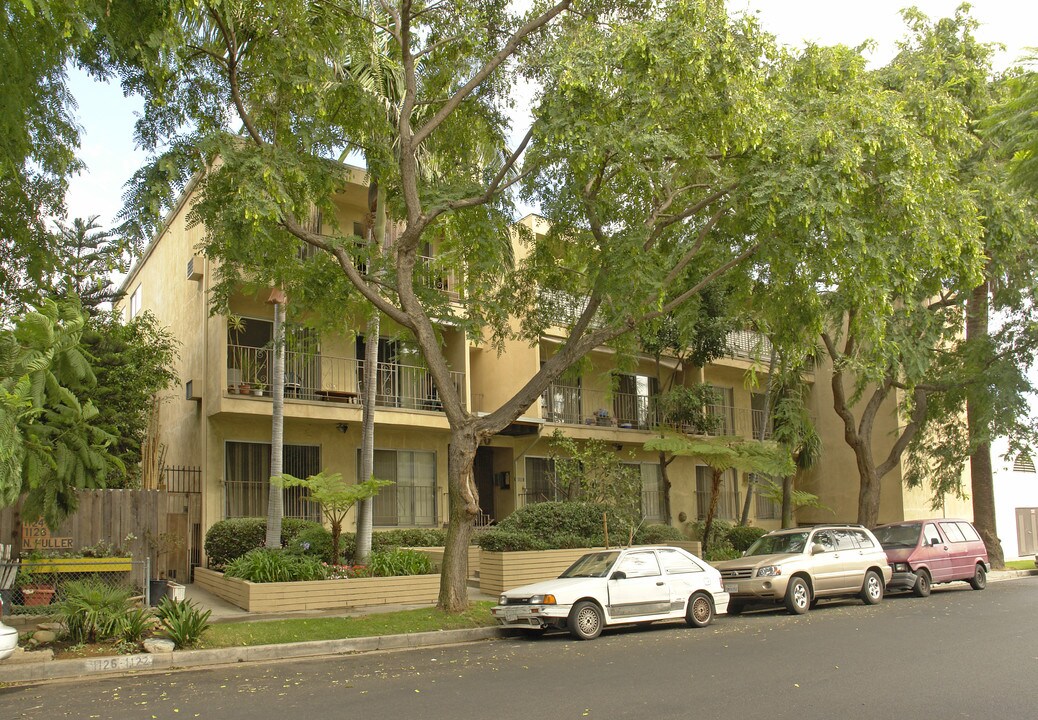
[1,569,1033,686]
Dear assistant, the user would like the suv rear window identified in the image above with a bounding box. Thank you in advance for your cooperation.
[850,530,875,548]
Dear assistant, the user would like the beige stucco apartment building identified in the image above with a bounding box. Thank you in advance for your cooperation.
[117,172,971,560]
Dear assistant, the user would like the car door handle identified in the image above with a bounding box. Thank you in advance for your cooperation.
[656,581,665,586]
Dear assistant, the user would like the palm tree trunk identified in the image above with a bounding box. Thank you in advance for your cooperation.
[740,345,777,525]
[702,468,724,555]
[265,299,286,548]
[355,183,388,564]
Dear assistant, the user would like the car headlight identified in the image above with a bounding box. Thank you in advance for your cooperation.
[499,595,508,605]
[892,563,910,572]
[756,565,781,578]
[528,594,557,605]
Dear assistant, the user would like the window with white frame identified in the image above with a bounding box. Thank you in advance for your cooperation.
[129,284,142,319]
[695,466,740,520]
[365,449,437,527]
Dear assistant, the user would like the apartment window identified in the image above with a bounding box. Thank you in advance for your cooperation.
[524,457,558,504]
[366,449,437,527]
[623,462,666,523]
[695,466,739,520]
[129,284,142,319]
[224,442,321,521]
[752,474,779,520]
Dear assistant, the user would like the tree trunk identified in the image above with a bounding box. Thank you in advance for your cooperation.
[740,345,777,526]
[331,519,342,567]
[701,469,724,556]
[265,300,286,549]
[438,431,480,612]
[966,280,1004,568]
[854,438,881,527]
[356,182,387,565]
[781,475,793,528]
[658,451,672,525]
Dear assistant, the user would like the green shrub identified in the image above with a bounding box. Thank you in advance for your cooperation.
[156,597,211,648]
[635,523,684,544]
[372,528,449,549]
[56,580,133,644]
[496,502,612,543]
[204,518,323,568]
[727,525,767,552]
[119,606,155,645]
[286,526,335,563]
[366,549,434,577]
[476,529,550,552]
[704,546,741,562]
[224,548,329,583]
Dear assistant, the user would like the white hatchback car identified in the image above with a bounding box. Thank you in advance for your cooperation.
[0,596,19,661]
[491,546,729,640]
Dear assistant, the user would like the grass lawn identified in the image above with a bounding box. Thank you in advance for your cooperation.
[1004,559,1037,571]
[199,602,497,649]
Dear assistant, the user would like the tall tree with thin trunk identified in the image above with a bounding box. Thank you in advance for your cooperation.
[264,292,287,549]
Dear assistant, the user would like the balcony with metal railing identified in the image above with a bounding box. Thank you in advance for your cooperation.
[539,383,772,439]
[227,344,465,412]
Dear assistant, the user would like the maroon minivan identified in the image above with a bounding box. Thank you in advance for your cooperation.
[872,519,990,597]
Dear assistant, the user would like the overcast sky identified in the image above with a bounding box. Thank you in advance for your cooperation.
[64,1,1037,229]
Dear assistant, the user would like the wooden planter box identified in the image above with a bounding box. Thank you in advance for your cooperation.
[194,567,440,613]
[29,557,134,573]
[479,548,605,595]
[410,546,480,576]
[478,543,704,595]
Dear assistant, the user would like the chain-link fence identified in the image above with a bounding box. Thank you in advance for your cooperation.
[0,558,152,616]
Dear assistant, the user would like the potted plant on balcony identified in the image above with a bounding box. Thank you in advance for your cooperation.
[594,408,613,426]
[253,382,267,397]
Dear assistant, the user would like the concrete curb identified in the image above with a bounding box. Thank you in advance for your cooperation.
[0,626,509,685]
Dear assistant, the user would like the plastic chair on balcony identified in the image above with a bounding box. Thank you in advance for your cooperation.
[284,371,302,399]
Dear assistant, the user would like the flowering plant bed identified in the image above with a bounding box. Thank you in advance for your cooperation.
[194,567,440,613]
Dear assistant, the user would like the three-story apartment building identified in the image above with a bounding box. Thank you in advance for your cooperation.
[118,173,972,560]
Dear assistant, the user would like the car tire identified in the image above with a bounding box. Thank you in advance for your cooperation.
[568,600,604,640]
[727,600,745,616]
[912,568,932,598]
[784,577,810,615]
[860,570,884,605]
[685,591,714,628]
[968,563,987,591]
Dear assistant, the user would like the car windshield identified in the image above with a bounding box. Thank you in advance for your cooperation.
[559,551,621,578]
[745,531,810,556]
[872,523,921,548]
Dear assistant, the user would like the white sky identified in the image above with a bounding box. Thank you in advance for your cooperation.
[64,1,1038,228]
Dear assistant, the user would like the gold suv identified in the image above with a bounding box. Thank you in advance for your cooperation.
[713,525,893,615]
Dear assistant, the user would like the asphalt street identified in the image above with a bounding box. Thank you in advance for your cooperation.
[3,576,1036,720]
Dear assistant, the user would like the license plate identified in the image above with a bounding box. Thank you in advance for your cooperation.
[505,609,519,621]
[724,584,738,594]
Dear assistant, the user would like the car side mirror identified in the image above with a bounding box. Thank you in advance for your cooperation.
[930,538,941,547]
[610,570,627,581]
[811,543,827,555]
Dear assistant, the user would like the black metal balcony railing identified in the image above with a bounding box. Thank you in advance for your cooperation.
[540,383,772,439]
[227,344,465,411]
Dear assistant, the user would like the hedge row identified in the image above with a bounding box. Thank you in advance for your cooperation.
[204,518,322,568]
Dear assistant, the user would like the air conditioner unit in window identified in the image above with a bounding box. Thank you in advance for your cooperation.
[186,256,203,281]
[185,380,201,401]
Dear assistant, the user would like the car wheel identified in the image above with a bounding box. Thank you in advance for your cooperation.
[685,592,714,628]
[568,600,604,640]
[912,568,932,598]
[860,570,883,605]
[727,600,745,616]
[784,577,810,615]
[968,563,987,590]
